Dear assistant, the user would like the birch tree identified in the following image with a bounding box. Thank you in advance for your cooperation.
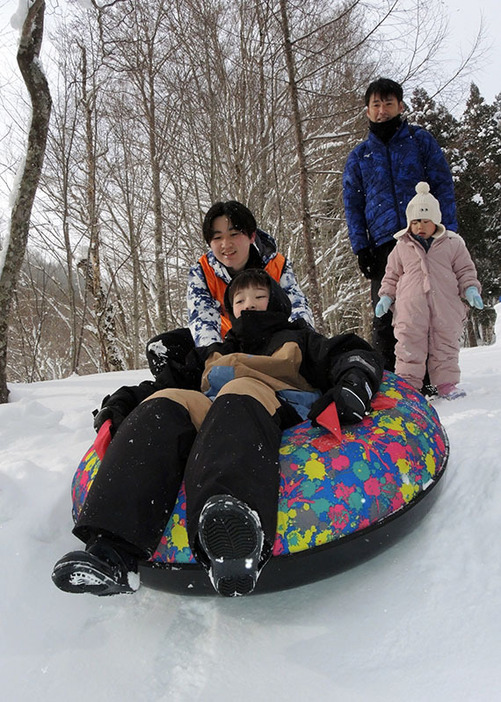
[278,0,325,332]
[77,41,125,372]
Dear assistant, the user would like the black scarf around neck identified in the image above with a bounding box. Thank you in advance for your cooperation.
[369,114,402,143]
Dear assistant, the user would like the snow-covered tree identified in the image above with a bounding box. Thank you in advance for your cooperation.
[454,84,501,343]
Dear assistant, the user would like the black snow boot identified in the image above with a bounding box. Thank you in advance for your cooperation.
[51,535,139,596]
[198,495,267,597]
[421,383,438,398]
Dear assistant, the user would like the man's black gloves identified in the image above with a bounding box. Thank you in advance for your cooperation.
[308,371,374,426]
[356,247,376,279]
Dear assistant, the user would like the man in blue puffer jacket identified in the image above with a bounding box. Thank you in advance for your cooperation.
[343,77,457,373]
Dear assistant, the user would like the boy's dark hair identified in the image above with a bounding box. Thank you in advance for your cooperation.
[226,268,271,307]
[202,201,257,245]
[364,78,403,106]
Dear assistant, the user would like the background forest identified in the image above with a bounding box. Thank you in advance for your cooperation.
[1,0,500,385]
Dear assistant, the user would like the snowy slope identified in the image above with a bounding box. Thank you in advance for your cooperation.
[0,307,500,702]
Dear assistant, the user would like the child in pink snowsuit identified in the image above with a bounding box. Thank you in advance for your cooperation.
[375,182,483,400]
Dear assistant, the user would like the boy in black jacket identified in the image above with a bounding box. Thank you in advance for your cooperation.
[52,270,383,598]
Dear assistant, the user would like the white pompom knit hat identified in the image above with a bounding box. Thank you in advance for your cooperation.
[404,182,445,235]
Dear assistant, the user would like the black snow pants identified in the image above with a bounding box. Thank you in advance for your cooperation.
[73,385,282,561]
[370,276,396,372]
[370,241,397,372]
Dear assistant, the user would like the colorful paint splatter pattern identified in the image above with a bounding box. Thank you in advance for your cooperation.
[71,372,447,565]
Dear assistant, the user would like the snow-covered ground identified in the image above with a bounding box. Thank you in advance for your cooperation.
[1,307,500,702]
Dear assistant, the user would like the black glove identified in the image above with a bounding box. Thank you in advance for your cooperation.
[357,247,376,279]
[308,387,342,426]
[308,371,373,426]
[146,328,194,377]
[92,397,127,435]
[92,382,157,435]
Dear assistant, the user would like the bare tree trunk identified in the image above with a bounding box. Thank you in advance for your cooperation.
[0,0,52,403]
[278,0,325,333]
[146,79,168,330]
[130,4,170,330]
[58,79,84,375]
[80,43,124,372]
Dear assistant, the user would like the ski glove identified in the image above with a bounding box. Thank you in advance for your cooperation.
[464,286,484,310]
[146,328,194,377]
[93,399,127,436]
[375,295,393,317]
[357,247,376,279]
[308,370,373,426]
[92,382,156,435]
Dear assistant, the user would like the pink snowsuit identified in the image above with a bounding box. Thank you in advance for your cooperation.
[378,229,481,390]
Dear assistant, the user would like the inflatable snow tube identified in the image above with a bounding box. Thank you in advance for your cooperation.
[72,372,449,594]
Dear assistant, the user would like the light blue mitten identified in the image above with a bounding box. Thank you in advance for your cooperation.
[465,286,484,310]
[375,295,393,318]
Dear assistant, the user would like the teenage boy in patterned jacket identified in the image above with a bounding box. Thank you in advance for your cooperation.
[146,200,313,377]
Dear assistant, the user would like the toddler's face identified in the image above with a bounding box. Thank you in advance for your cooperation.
[410,219,437,239]
[232,285,270,318]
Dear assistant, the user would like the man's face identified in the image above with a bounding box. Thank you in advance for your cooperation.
[209,215,255,272]
[366,93,404,123]
[232,285,270,318]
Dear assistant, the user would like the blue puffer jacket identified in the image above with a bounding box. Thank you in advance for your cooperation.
[343,120,458,254]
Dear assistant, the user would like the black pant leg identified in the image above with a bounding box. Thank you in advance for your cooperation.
[74,397,197,558]
[369,241,397,372]
[184,394,282,555]
[371,273,396,372]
